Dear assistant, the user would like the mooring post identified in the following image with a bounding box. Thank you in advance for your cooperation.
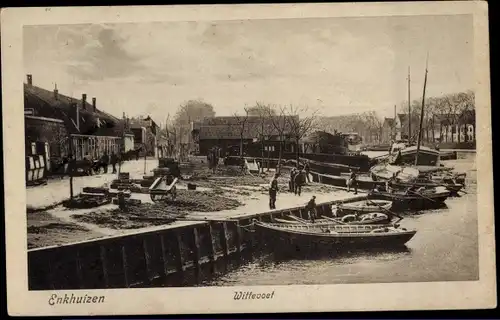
[121,245,130,287]
[99,245,110,288]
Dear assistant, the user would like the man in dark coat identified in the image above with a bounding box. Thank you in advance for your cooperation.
[306,196,317,223]
[289,168,297,192]
[110,151,118,174]
[269,173,279,209]
[294,169,305,196]
[101,152,109,173]
[347,168,358,194]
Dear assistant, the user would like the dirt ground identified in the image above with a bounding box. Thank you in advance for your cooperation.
[27,210,106,249]
[26,163,348,249]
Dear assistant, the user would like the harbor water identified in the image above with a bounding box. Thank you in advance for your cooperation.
[207,155,478,285]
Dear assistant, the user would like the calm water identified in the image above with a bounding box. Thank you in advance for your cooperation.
[208,159,478,285]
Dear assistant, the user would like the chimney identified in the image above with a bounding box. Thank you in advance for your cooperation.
[27,74,33,86]
[82,93,87,110]
[394,105,396,120]
[54,83,59,100]
[92,97,96,112]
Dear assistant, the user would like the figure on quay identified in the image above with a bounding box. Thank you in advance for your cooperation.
[269,173,279,209]
[346,168,358,194]
[294,169,305,196]
[289,167,297,192]
[304,160,311,183]
[110,151,118,174]
[306,195,317,223]
[100,152,109,174]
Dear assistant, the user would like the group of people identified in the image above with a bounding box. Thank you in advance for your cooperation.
[79,151,121,176]
[268,172,318,222]
[288,161,311,196]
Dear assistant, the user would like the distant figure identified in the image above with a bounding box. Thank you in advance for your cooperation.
[294,169,305,196]
[110,151,118,174]
[101,152,109,173]
[347,169,358,194]
[269,173,279,209]
[306,196,317,223]
[83,153,93,175]
[136,147,141,161]
[304,160,311,183]
[289,168,297,192]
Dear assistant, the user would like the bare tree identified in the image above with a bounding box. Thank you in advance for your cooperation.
[233,107,250,170]
[285,105,319,167]
[266,104,288,171]
[251,103,274,173]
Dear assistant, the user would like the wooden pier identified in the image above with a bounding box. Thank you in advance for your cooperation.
[28,193,367,290]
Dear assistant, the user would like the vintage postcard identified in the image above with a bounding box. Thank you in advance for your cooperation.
[1,1,495,316]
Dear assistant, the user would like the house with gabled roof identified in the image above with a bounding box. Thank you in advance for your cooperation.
[24,74,132,163]
[192,115,298,155]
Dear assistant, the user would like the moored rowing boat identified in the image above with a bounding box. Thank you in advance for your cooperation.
[254,220,417,250]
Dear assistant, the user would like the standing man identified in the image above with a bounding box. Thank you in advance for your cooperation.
[304,160,311,183]
[306,196,317,223]
[289,168,296,192]
[347,168,358,194]
[269,173,279,209]
[83,153,93,176]
[110,151,118,174]
[294,169,305,196]
[101,152,109,174]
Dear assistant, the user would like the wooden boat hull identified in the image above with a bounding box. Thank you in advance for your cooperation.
[274,216,392,225]
[255,222,416,250]
[338,200,392,213]
[391,181,464,195]
[369,190,450,211]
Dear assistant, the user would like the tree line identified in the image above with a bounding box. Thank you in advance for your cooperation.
[157,89,475,159]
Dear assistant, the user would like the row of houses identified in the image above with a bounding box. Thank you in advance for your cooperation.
[381,110,476,145]
[24,74,161,177]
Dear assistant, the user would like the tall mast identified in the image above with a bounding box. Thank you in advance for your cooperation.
[407,66,411,141]
[415,53,429,166]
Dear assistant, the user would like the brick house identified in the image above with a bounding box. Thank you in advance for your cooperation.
[24,74,131,166]
[192,115,298,156]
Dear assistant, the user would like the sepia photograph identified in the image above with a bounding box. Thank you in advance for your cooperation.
[2,2,495,316]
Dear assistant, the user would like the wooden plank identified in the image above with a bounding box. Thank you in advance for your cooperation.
[192,228,201,268]
[121,245,130,287]
[221,223,230,257]
[142,238,152,283]
[175,232,184,272]
[99,245,110,288]
[208,224,217,262]
[159,234,169,279]
[75,249,84,289]
[235,222,243,254]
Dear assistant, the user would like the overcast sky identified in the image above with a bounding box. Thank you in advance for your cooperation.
[24,14,473,124]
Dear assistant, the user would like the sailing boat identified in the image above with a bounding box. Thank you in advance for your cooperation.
[386,62,440,166]
[370,56,465,195]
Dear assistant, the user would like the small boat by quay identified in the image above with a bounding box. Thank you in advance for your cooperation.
[368,186,450,211]
[253,220,417,250]
[335,199,393,214]
[274,212,394,226]
[390,180,464,195]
